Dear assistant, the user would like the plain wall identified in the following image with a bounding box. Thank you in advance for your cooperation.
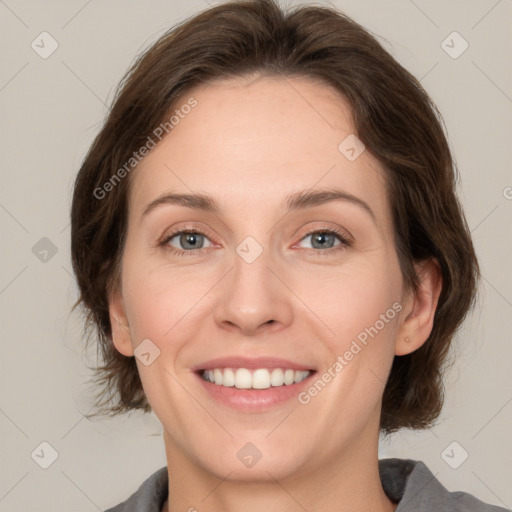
[1,0,511,510]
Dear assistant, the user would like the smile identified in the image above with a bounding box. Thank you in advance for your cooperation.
[200,367,312,389]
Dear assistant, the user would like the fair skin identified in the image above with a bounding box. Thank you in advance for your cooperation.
[109,74,442,512]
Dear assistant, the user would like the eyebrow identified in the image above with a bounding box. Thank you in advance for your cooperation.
[141,187,376,224]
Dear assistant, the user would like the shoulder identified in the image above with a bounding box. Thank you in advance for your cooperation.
[103,466,168,512]
[379,458,510,512]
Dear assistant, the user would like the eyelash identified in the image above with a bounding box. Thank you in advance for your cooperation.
[158,226,352,257]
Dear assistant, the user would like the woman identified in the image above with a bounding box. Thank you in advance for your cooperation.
[70,0,508,511]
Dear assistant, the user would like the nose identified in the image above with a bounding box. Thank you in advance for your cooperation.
[213,246,293,337]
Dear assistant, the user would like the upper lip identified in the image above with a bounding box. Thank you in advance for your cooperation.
[192,356,316,372]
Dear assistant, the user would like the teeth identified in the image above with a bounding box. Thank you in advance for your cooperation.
[201,368,311,389]
[223,368,235,387]
[270,368,285,386]
[235,368,252,389]
[284,369,295,385]
[213,369,223,385]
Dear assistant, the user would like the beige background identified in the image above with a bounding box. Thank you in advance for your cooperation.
[1,0,511,510]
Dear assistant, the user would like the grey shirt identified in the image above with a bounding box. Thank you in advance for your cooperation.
[104,458,510,511]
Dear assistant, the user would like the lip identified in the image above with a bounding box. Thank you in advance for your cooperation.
[194,369,316,412]
[191,356,315,372]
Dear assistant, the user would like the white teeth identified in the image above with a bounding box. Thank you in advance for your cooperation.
[213,369,223,385]
[270,368,285,386]
[201,368,311,389]
[223,368,235,387]
[252,369,271,389]
[284,369,295,385]
[234,368,252,389]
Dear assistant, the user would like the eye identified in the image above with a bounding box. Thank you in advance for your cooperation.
[159,229,213,256]
[158,226,352,257]
[296,228,351,254]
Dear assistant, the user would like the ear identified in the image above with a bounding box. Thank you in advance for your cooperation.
[108,287,134,357]
[395,258,443,356]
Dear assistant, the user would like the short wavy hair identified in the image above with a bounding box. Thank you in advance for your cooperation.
[71,0,480,435]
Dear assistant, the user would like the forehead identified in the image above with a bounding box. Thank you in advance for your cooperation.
[129,74,388,227]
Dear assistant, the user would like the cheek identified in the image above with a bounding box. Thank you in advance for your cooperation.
[295,258,402,404]
[121,257,213,344]
[299,259,401,341]
[302,265,401,417]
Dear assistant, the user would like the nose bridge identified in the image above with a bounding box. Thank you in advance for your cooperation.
[213,231,292,334]
[234,234,273,288]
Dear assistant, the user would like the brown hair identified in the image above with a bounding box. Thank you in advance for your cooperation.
[71,0,480,435]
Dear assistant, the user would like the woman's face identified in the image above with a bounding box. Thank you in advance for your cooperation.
[109,74,421,481]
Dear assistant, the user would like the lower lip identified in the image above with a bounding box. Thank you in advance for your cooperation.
[195,371,316,412]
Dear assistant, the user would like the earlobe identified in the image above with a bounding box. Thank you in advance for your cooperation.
[108,288,134,357]
[395,258,443,356]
